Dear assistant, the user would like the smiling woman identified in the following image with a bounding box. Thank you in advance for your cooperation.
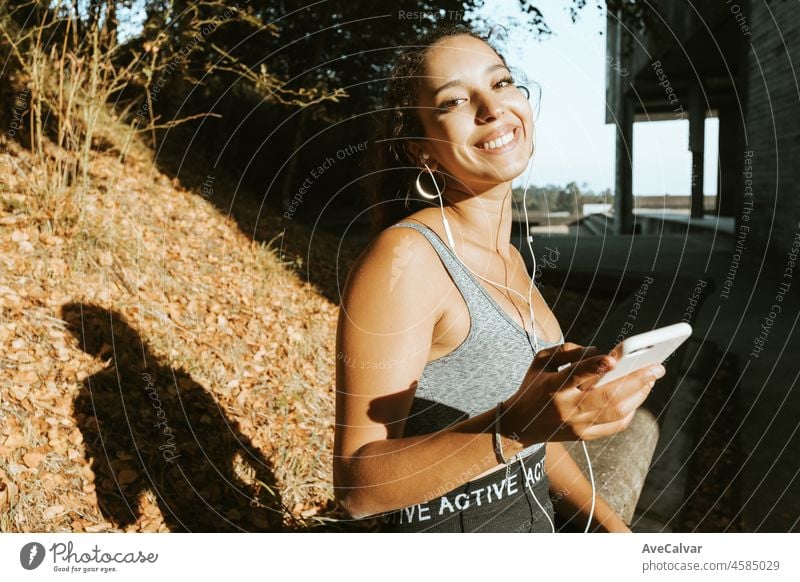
[366,26,535,238]
[333,24,664,533]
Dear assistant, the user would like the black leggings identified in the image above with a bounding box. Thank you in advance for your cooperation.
[376,446,555,533]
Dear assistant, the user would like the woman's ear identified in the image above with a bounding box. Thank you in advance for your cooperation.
[405,141,434,169]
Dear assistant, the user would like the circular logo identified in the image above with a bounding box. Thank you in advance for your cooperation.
[20,542,46,570]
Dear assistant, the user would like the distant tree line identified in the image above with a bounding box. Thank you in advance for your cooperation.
[513,181,613,215]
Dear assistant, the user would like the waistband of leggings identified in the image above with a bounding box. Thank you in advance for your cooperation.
[375,443,549,522]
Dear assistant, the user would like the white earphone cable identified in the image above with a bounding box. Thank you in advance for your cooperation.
[421,152,595,533]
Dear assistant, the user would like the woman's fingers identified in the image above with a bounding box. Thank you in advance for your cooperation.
[572,364,663,424]
[579,409,637,441]
[587,380,653,425]
[540,342,598,368]
[533,342,576,363]
[523,344,609,389]
[579,363,663,406]
[519,343,662,442]
[558,353,615,390]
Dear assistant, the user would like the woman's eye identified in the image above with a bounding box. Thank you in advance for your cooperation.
[494,76,515,89]
[438,98,466,111]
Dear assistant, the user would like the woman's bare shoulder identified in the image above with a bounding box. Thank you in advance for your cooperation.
[342,215,446,307]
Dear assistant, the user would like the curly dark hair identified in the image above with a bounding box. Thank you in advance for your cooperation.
[366,23,517,240]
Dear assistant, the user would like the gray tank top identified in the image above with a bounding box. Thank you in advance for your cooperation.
[387,221,564,460]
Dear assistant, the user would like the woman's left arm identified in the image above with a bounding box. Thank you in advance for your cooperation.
[545,441,631,533]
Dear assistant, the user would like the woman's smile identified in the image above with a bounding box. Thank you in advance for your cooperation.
[473,125,522,155]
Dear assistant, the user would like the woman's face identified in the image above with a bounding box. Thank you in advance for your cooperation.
[412,34,534,192]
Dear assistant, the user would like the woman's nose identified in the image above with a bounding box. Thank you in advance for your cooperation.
[475,91,505,123]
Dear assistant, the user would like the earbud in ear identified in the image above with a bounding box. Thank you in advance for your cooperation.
[421,152,430,161]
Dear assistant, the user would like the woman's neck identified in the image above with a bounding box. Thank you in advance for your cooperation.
[443,181,516,258]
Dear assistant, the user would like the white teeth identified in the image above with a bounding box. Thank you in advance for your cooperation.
[480,130,514,150]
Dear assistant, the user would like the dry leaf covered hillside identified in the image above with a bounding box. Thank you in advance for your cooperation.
[0,131,360,532]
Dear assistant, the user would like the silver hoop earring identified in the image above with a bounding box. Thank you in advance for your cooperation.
[415,166,445,200]
[517,85,530,100]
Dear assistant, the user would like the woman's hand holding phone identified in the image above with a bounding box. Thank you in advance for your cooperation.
[502,342,665,444]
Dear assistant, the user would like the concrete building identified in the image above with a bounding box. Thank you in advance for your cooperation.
[605,0,799,252]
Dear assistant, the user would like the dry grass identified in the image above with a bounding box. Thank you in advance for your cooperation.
[0,0,363,533]
[0,127,347,531]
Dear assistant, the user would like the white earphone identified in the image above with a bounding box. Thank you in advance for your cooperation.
[418,154,596,534]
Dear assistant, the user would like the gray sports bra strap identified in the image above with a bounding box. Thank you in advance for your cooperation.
[386,221,564,347]
[386,221,486,312]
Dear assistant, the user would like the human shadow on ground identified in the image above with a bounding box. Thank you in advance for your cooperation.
[62,302,293,532]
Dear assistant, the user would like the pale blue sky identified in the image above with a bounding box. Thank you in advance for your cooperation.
[484,0,719,195]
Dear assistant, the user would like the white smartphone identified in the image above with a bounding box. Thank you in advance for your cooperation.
[593,322,693,387]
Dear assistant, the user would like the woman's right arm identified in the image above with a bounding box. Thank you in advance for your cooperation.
[332,228,662,519]
[333,227,520,518]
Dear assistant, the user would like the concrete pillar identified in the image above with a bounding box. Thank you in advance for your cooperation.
[717,105,741,217]
[688,84,705,219]
[614,95,634,234]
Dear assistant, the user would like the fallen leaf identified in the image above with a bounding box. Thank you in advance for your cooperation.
[68,429,83,446]
[3,433,25,449]
[6,463,28,476]
[12,370,38,386]
[0,481,8,511]
[22,452,45,469]
[43,504,65,520]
